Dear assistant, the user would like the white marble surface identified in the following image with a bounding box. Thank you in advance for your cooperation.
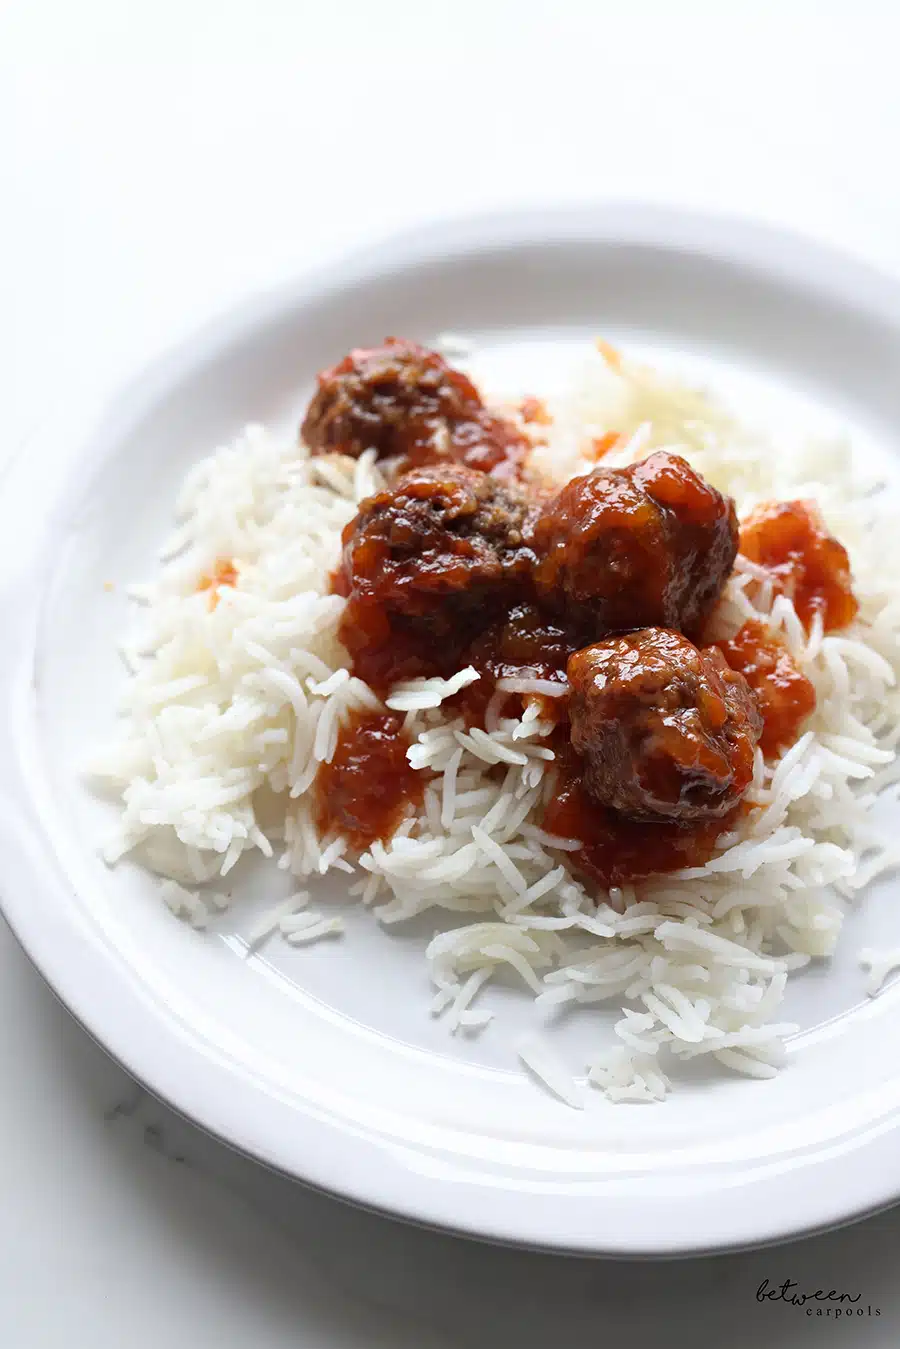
[4,2,900,1343]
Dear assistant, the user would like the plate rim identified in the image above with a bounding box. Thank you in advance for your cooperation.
[4,202,900,1256]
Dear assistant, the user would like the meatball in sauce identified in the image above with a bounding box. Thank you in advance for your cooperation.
[337,462,536,691]
[567,629,762,824]
[532,451,738,638]
[302,338,530,479]
[542,630,761,889]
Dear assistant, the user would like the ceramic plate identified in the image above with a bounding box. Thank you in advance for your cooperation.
[4,205,900,1255]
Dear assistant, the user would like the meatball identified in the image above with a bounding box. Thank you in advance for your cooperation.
[339,463,535,679]
[567,628,762,823]
[532,451,738,637]
[301,338,529,477]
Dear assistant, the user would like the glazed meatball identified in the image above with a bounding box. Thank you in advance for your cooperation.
[567,628,762,823]
[339,462,535,657]
[532,451,738,637]
[301,338,529,477]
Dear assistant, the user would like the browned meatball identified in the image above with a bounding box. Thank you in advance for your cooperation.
[532,451,738,637]
[301,338,529,478]
[567,628,762,823]
[337,463,536,687]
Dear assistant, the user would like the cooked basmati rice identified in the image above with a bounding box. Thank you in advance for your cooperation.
[92,348,900,1106]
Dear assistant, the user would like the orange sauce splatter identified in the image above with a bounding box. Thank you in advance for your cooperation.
[589,431,621,460]
[595,338,623,371]
[519,395,552,426]
[197,558,239,610]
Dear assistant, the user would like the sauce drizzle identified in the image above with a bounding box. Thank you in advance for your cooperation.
[197,558,238,609]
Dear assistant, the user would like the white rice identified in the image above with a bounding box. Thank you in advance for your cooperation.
[92,349,900,1105]
[517,1034,585,1110]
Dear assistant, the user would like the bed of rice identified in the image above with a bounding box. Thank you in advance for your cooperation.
[91,345,900,1105]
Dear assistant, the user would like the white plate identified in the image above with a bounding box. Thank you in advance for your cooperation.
[4,205,900,1256]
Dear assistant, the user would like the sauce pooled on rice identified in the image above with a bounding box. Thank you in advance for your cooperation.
[714,620,817,755]
[315,709,423,850]
[739,499,858,633]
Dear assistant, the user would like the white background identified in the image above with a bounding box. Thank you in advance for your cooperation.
[4,1,900,1343]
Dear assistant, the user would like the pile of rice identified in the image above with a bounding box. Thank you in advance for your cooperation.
[91,344,900,1105]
